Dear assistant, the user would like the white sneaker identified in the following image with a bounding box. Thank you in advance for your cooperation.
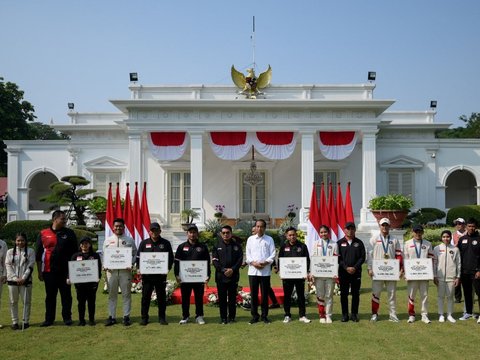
[326,316,333,324]
[438,315,445,323]
[319,318,326,324]
[370,314,378,322]
[407,315,415,323]
[447,315,456,323]
[421,315,431,324]
[477,317,480,324]
[195,316,205,325]
[283,316,291,323]
[389,314,399,323]
[299,316,311,323]
[459,313,472,321]
[179,317,189,325]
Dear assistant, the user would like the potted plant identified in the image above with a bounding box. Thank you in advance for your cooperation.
[88,196,107,227]
[214,204,225,220]
[286,204,298,219]
[368,194,414,229]
[181,208,200,231]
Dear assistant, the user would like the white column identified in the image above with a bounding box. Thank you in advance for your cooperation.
[189,131,205,228]
[67,147,80,175]
[299,131,315,230]
[425,148,439,208]
[359,129,378,230]
[127,132,143,185]
[6,147,21,221]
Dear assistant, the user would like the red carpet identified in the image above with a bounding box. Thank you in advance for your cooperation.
[171,286,285,305]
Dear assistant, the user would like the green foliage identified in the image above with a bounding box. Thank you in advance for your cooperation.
[0,208,6,229]
[437,112,480,138]
[403,226,448,247]
[204,219,223,235]
[88,196,107,214]
[180,208,199,224]
[199,230,218,249]
[0,220,52,246]
[407,207,446,225]
[39,175,96,226]
[446,205,480,226]
[26,122,70,140]
[368,193,414,211]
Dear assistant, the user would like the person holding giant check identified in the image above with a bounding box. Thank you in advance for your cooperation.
[103,218,137,326]
[136,222,173,326]
[403,224,435,324]
[367,218,403,323]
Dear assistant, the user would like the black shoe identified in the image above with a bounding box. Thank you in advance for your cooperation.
[78,320,86,326]
[123,316,131,326]
[64,319,73,326]
[262,317,272,324]
[248,317,259,325]
[23,323,30,329]
[455,299,462,303]
[40,321,53,327]
[105,317,116,326]
[341,314,349,322]
[159,318,168,325]
[228,318,236,323]
[11,323,19,330]
[269,303,280,309]
[220,319,228,325]
[88,320,96,326]
[140,319,148,326]
[351,314,359,322]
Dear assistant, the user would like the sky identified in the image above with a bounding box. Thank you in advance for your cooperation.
[1,0,479,127]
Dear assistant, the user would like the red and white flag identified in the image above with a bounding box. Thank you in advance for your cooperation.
[105,183,114,240]
[320,183,330,232]
[345,182,354,223]
[123,183,134,239]
[114,183,122,219]
[133,182,143,248]
[141,182,151,240]
[327,182,339,242]
[336,183,346,239]
[306,182,321,255]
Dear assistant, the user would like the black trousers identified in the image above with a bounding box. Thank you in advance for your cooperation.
[268,286,279,304]
[217,281,238,321]
[461,273,480,314]
[75,283,98,321]
[43,272,72,323]
[455,281,462,302]
[142,276,167,320]
[249,275,270,320]
[339,272,361,315]
[282,279,306,317]
[180,283,204,318]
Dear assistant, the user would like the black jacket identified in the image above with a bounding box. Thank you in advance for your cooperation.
[457,231,480,275]
[174,240,211,278]
[211,239,243,283]
[337,237,366,275]
[278,241,311,272]
[136,237,174,278]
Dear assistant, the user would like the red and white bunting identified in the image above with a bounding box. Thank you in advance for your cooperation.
[252,132,296,160]
[209,132,251,160]
[318,131,357,160]
[148,132,188,161]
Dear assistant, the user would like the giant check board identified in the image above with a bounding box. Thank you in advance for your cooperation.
[310,256,338,278]
[404,258,434,280]
[68,260,99,284]
[372,259,400,281]
[279,257,307,279]
[179,260,208,283]
[103,247,132,270]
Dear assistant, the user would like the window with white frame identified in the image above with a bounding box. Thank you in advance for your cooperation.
[93,172,121,197]
[387,170,414,196]
[169,171,191,214]
[240,170,267,215]
[314,170,339,200]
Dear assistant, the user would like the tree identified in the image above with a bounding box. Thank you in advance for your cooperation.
[436,112,480,138]
[39,176,97,226]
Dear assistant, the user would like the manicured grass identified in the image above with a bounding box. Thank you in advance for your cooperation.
[0,266,479,360]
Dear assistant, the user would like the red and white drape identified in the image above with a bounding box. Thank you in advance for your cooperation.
[209,132,251,160]
[318,131,357,160]
[251,132,297,160]
[148,132,188,161]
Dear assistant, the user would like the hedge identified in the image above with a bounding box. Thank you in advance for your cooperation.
[446,205,480,226]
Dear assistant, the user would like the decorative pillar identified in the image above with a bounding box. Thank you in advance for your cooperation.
[189,131,205,228]
[127,132,143,185]
[6,147,21,221]
[425,148,439,208]
[299,131,315,230]
[67,147,80,175]
[359,129,378,230]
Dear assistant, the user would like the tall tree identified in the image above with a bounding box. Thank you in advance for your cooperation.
[436,112,480,138]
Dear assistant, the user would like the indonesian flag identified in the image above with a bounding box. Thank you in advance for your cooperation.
[105,183,114,240]
[123,183,134,239]
[133,182,143,248]
[320,183,330,233]
[141,182,151,240]
[336,183,346,239]
[209,132,251,160]
[306,182,321,255]
[318,131,357,160]
[148,132,188,161]
[252,132,296,160]
[327,182,339,242]
[345,182,354,223]
[114,183,122,219]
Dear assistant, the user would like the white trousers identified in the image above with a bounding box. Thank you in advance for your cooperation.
[314,278,334,316]
[107,269,132,318]
[407,280,429,316]
[437,280,455,315]
[371,280,397,316]
[8,285,33,324]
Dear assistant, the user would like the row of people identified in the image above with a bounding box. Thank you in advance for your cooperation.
[0,211,479,329]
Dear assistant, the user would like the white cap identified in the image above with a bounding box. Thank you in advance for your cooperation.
[454,217,465,224]
[379,218,390,225]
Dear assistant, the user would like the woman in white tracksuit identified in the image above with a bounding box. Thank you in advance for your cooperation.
[433,230,461,323]
[311,225,338,324]
[5,233,35,330]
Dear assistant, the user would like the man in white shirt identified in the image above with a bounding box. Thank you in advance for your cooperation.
[246,219,276,324]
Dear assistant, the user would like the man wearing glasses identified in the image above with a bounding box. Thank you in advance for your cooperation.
[211,225,243,324]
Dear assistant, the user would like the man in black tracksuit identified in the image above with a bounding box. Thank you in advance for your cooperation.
[337,222,366,322]
[457,218,480,322]
[211,225,243,324]
[136,222,174,325]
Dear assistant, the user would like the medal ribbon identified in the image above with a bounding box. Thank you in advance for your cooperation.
[323,240,330,257]
[381,235,390,257]
[415,240,422,258]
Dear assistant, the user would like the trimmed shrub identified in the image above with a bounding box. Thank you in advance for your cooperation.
[446,205,480,226]
[407,207,446,225]
[403,227,451,247]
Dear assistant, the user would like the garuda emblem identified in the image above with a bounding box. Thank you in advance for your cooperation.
[231,65,272,99]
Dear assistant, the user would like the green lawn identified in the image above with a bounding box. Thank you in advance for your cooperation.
[0,266,479,360]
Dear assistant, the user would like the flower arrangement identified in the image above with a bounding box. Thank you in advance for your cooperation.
[151,280,178,306]
[131,267,142,293]
[214,204,225,218]
[237,288,252,309]
[286,204,298,218]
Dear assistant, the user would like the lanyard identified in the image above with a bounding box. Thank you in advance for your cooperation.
[381,235,390,255]
[415,240,422,258]
[323,240,330,256]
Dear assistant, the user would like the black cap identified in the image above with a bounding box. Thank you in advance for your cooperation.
[412,224,424,232]
[345,222,356,229]
[79,236,92,245]
[150,222,161,230]
[187,224,198,232]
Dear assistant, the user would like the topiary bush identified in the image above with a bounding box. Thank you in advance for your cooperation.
[403,227,449,247]
[446,205,480,226]
[407,207,446,225]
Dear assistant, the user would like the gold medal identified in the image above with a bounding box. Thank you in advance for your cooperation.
[384,254,389,259]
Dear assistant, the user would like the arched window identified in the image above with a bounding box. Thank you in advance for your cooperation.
[29,172,58,210]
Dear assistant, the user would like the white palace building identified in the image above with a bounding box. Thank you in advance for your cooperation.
[5,75,480,235]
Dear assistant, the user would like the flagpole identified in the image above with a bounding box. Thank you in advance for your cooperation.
[251,15,256,70]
